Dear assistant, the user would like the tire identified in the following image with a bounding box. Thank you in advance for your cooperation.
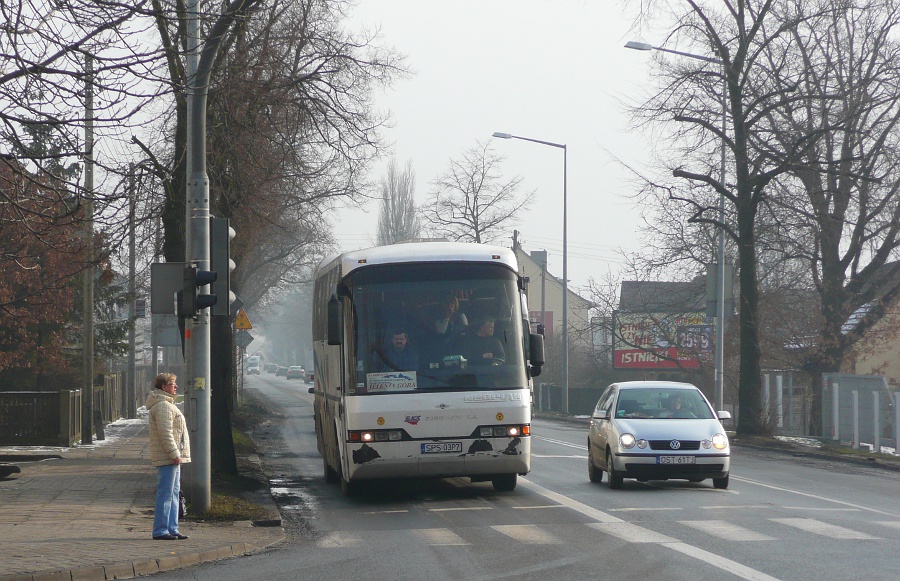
[492,473,517,492]
[713,474,729,489]
[323,455,339,484]
[588,443,603,483]
[606,450,623,490]
[340,475,357,497]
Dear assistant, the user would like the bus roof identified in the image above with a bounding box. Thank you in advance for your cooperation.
[316,241,519,279]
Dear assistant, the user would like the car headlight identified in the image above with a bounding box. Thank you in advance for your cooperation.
[619,433,636,449]
[712,433,729,450]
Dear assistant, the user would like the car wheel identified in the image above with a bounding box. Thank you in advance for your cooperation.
[587,442,603,483]
[491,473,517,491]
[713,474,729,489]
[606,449,623,490]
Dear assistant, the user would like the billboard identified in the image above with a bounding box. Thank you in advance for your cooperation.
[613,311,712,369]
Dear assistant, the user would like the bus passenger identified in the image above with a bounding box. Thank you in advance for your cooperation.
[463,317,506,365]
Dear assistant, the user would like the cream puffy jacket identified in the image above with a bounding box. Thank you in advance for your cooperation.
[146,389,191,467]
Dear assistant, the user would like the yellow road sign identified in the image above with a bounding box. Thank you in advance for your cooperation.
[235,309,252,330]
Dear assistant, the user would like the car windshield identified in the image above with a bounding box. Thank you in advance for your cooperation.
[615,388,715,420]
[345,262,527,394]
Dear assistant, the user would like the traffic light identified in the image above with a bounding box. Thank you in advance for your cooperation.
[180,264,217,317]
[210,217,236,316]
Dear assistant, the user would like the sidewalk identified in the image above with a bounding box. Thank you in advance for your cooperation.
[0,417,284,581]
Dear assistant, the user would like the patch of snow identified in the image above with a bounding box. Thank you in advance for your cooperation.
[774,436,823,448]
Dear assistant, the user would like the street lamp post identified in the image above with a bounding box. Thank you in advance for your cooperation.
[625,41,728,413]
[492,132,568,413]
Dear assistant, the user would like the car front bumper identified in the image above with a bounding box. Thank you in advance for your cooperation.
[611,451,730,480]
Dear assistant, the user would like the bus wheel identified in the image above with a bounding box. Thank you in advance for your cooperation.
[323,456,339,484]
[491,474,517,492]
[340,475,358,497]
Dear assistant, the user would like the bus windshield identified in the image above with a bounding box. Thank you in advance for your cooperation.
[346,262,527,394]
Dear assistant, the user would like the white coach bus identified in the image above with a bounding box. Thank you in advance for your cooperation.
[310,241,545,495]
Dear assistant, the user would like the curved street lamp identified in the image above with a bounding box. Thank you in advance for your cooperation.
[625,40,728,413]
[492,131,569,414]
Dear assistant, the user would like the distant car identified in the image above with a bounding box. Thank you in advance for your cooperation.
[305,371,314,383]
[286,366,305,380]
[266,363,278,374]
[247,365,260,375]
[276,366,287,377]
[587,381,731,489]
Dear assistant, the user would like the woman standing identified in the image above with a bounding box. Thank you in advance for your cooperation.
[146,373,191,540]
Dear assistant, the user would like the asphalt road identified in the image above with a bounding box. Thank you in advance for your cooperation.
[157,374,900,581]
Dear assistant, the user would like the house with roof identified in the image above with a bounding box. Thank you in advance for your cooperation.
[511,243,592,348]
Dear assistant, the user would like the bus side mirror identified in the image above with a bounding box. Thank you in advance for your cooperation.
[529,332,545,377]
[327,294,342,345]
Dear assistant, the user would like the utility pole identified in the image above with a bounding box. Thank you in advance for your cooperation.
[185,0,255,513]
[127,164,137,418]
[81,53,95,445]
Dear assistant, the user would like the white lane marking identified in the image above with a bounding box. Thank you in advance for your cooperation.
[609,507,682,512]
[518,478,622,524]
[415,528,471,546]
[587,522,677,543]
[770,518,879,540]
[317,532,362,548]
[666,542,782,581]
[733,475,900,517]
[874,521,900,530]
[783,507,859,512]
[520,477,781,581]
[510,505,566,510]
[428,506,493,512]
[679,520,776,541]
[492,524,562,544]
[364,509,409,514]
[534,436,587,450]
[702,505,771,510]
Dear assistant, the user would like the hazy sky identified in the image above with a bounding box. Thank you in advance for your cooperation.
[338,1,657,293]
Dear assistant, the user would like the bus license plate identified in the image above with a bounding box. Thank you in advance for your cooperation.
[657,455,695,464]
[421,442,462,454]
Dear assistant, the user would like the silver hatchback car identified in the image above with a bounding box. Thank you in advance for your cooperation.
[588,381,731,489]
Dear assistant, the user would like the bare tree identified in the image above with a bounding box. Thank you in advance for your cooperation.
[624,1,830,434]
[422,142,534,245]
[759,0,900,433]
[377,159,420,245]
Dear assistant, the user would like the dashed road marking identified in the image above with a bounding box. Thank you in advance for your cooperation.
[679,520,776,541]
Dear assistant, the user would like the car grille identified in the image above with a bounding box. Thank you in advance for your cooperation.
[648,440,701,451]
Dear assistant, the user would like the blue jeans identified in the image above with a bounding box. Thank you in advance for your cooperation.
[153,463,181,537]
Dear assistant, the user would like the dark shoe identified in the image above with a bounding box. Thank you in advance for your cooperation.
[173,533,189,540]
[153,534,177,540]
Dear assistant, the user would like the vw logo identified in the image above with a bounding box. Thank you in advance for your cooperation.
[669,440,682,450]
[436,403,449,409]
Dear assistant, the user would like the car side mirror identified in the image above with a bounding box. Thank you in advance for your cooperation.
[717,410,732,420]
[308,387,315,395]
[592,409,610,421]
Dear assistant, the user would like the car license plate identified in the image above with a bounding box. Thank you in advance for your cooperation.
[421,442,462,454]
[657,455,695,464]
